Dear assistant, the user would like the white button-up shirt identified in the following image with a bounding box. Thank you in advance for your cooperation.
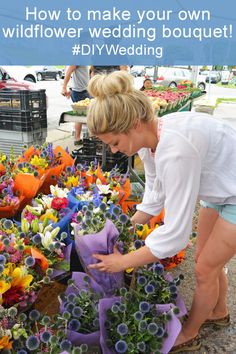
[137,111,236,258]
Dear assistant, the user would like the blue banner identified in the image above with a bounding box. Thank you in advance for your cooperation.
[0,0,235,64]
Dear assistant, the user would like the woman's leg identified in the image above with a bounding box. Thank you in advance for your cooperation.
[175,216,236,345]
[195,207,228,319]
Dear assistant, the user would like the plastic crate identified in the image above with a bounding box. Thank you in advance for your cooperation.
[0,89,46,112]
[72,147,129,173]
[0,128,47,156]
[0,109,47,132]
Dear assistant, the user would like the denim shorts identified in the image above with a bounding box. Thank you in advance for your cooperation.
[70,89,89,103]
[200,200,236,225]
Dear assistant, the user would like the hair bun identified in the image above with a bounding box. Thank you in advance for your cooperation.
[88,71,134,99]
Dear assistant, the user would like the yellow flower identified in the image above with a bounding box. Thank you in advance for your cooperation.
[0,336,12,350]
[11,266,33,289]
[65,176,79,188]
[0,280,11,294]
[0,154,7,162]
[30,155,48,169]
[40,210,58,223]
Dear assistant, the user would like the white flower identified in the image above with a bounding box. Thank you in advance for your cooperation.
[50,184,69,198]
[96,179,111,194]
[39,227,60,249]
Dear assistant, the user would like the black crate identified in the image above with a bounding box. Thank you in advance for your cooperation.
[72,147,130,173]
[0,89,46,112]
[0,109,47,132]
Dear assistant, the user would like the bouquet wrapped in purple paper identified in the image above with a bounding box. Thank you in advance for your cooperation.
[59,272,103,349]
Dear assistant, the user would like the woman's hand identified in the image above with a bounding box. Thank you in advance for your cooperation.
[131,210,152,227]
[88,245,125,273]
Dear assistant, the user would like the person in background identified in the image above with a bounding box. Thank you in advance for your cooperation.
[90,65,129,78]
[61,65,89,145]
[140,78,153,91]
[86,71,236,353]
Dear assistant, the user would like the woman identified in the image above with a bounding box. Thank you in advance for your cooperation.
[86,71,236,352]
[140,78,153,91]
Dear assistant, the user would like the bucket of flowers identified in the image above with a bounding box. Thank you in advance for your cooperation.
[59,272,103,351]
[99,290,182,354]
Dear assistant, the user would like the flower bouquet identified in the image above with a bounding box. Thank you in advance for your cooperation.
[0,175,24,218]
[18,143,69,194]
[0,305,91,353]
[99,293,182,354]
[73,202,125,295]
[59,272,103,349]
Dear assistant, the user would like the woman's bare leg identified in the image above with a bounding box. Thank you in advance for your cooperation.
[175,216,236,345]
[195,207,228,319]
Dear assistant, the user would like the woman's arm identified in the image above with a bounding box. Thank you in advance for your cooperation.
[88,245,158,273]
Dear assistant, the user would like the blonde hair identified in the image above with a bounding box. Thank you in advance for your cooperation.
[87,71,154,135]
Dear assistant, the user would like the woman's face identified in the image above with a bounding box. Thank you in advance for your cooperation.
[144,80,153,89]
[97,127,143,156]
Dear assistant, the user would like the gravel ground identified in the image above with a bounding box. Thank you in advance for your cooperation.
[173,203,236,354]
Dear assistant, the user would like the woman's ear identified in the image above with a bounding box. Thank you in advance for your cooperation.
[133,119,142,132]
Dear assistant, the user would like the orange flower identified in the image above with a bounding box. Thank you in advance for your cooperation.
[0,336,13,350]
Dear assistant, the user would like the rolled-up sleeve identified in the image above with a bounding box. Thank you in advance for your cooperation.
[145,137,201,259]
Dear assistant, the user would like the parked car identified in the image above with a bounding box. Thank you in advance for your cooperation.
[130,66,145,77]
[0,66,36,90]
[205,71,221,83]
[1,66,37,83]
[146,67,206,91]
[35,66,63,81]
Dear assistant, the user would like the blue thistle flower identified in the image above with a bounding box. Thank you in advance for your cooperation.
[127,342,135,351]
[156,326,165,337]
[42,315,50,325]
[8,307,18,317]
[169,285,178,294]
[82,205,88,212]
[54,241,61,250]
[67,293,77,302]
[25,256,35,267]
[134,311,143,321]
[62,311,71,320]
[119,304,127,313]
[119,214,128,224]
[29,309,40,321]
[145,283,155,294]
[3,238,10,246]
[3,219,13,229]
[153,263,164,275]
[147,322,158,335]
[18,313,27,322]
[139,301,151,313]
[134,239,143,249]
[111,304,119,314]
[99,202,107,212]
[117,323,128,335]
[66,166,72,173]
[115,340,128,353]
[72,306,83,318]
[32,233,42,244]
[65,302,75,313]
[46,268,54,277]
[26,335,40,350]
[92,318,100,328]
[137,341,146,352]
[137,275,147,286]
[17,350,27,354]
[68,319,81,331]
[60,339,72,351]
[60,231,68,240]
[104,320,112,329]
[138,320,147,331]
[19,232,26,238]
[40,331,51,343]
[112,206,121,215]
